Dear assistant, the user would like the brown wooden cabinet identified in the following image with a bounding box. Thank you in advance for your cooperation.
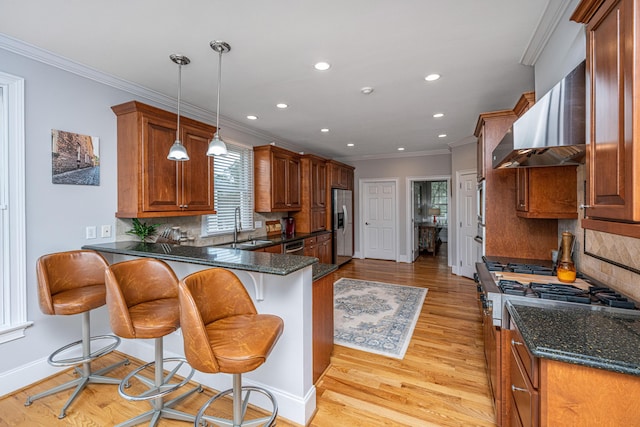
[474,102,559,260]
[254,145,301,212]
[111,101,215,218]
[515,167,578,219]
[317,232,332,264]
[327,159,354,190]
[572,0,640,236]
[509,327,539,427]
[292,154,327,233]
[303,236,318,258]
[312,271,334,382]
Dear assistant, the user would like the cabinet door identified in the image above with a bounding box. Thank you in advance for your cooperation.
[142,115,180,212]
[585,0,640,222]
[516,168,529,212]
[311,208,326,232]
[312,160,327,208]
[304,237,318,258]
[180,123,214,212]
[271,152,289,210]
[287,156,301,209]
[477,125,486,182]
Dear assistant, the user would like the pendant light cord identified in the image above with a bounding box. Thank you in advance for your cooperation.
[216,50,222,131]
[177,62,181,141]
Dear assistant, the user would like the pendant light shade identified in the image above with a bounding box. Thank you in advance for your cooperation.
[207,41,231,157]
[167,54,190,161]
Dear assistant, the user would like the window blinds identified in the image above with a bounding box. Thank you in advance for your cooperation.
[203,142,254,235]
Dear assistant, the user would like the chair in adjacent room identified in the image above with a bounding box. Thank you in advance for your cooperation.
[104,258,201,427]
[178,267,284,426]
[25,249,129,419]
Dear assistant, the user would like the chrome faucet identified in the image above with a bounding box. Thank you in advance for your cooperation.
[233,207,242,243]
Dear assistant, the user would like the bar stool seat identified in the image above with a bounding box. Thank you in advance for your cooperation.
[105,257,201,427]
[178,268,284,426]
[25,250,129,419]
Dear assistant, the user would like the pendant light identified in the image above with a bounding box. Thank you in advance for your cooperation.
[167,54,190,161]
[206,41,231,156]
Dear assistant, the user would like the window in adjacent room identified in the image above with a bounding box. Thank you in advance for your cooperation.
[0,71,31,344]
[202,141,254,235]
[430,180,448,224]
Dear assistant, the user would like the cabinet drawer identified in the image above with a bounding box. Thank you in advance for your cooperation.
[510,346,539,427]
[511,325,538,387]
[316,232,331,243]
[305,237,317,246]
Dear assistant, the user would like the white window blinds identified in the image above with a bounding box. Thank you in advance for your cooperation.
[203,142,254,235]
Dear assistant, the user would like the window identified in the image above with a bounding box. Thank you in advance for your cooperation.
[0,71,30,344]
[430,181,448,223]
[202,141,254,235]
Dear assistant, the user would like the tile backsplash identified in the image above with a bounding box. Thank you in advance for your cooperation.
[561,165,640,301]
[115,212,286,247]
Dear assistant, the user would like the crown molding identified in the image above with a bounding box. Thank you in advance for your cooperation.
[448,135,476,148]
[520,0,573,66]
[336,148,451,163]
[0,33,298,147]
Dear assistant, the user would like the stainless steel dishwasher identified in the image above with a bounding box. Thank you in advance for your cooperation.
[283,240,304,256]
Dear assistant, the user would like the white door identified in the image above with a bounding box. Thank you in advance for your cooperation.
[457,172,477,278]
[411,183,419,261]
[363,181,396,261]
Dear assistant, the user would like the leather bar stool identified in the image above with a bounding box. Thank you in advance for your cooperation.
[105,258,201,427]
[178,268,284,427]
[25,250,129,419]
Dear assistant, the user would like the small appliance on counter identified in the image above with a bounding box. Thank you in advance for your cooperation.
[282,217,295,237]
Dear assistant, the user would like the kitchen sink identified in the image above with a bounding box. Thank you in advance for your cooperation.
[216,239,273,249]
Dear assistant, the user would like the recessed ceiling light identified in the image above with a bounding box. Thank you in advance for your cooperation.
[347,143,355,147]
[438,134,447,138]
[276,103,288,109]
[425,74,441,82]
[433,113,444,118]
[314,61,331,71]
[360,87,374,95]
[320,128,329,133]
[398,147,405,151]
[246,115,258,120]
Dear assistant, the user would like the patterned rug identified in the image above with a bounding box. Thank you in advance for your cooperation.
[333,278,427,359]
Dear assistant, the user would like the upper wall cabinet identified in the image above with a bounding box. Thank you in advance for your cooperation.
[254,145,301,212]
[572,0,640,237]
[327,160,354,191]
[292,154,327,233]
[111,101,216,218]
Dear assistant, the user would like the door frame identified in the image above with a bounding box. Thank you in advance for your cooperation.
[405,175,451,265]
[454,168,478,277]
[359,178,399,262]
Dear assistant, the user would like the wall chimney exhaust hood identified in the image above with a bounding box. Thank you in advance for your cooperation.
[492,61,586,169]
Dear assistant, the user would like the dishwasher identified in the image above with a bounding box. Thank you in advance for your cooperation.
[283,240,304,256]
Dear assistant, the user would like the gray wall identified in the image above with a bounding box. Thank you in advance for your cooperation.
[350,153,451,261]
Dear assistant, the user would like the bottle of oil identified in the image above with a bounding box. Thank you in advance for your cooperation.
[556,231,576,283]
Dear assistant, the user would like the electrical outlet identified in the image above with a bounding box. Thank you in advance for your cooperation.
[254,220,263,229]
[85,226,97,239]
[101,225,112,238]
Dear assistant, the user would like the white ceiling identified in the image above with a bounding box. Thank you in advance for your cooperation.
[0,0,564,160]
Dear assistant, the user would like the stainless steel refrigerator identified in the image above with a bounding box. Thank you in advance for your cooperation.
[332,188,353,265]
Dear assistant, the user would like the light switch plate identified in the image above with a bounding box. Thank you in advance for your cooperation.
[86,226,97,239]
[254,220,263,229]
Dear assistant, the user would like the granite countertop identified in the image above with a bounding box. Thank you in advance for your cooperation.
[506,299,640,376]
[82,241,317,276]
[312,263,338,281]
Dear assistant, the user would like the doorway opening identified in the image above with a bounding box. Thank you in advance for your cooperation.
[408,177,450,263]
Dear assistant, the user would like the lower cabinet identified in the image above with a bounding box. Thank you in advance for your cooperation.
[304,232,332,264]
[313,272,334,382]
[505,321,640,426]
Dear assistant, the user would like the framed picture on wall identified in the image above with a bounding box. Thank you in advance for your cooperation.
[51,129,100,185]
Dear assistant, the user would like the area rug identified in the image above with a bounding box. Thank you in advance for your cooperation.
[333,278,427,359]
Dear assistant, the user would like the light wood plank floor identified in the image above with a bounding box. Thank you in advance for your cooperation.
[0,245,495,426]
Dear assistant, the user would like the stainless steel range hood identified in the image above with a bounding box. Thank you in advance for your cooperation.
[492,61,586,169]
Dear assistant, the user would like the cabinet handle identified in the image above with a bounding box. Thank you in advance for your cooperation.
[512,385,528,393]
[579,204,592,209]
[511,339,523,346]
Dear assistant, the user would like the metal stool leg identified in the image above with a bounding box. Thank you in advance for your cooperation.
[115,337,202,427]
[24,311,129,419]
[197,373,278,427]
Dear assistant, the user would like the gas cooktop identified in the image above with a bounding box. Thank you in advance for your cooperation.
[496,279,637,309]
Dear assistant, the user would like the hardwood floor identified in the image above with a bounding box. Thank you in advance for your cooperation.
[0,246,495,426]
